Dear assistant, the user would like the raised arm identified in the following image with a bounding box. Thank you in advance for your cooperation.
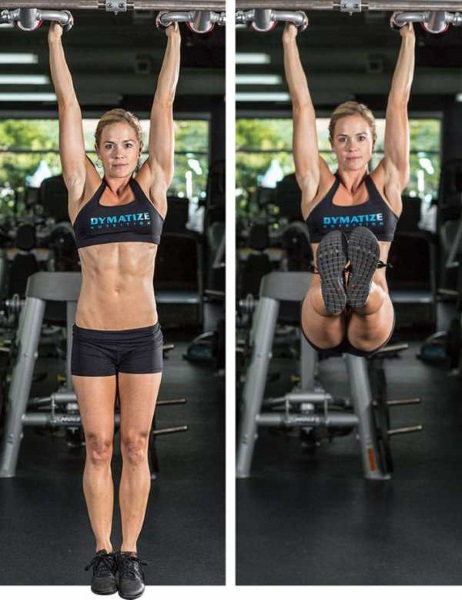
[283,23,323,204]
[48,22,86,202]
[381,23,415,195]
[141,23,181,198]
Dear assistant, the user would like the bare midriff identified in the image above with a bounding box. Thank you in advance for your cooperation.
[76,241,158,330]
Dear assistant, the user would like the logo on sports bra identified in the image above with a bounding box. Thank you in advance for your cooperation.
[90,212,151,229]
[323,213,384,227]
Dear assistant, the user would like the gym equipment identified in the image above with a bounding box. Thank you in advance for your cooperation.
[1,1,225,11]
[391,10,462,33]
[236,1,462,10]
[236,9,308,32]
[0,272,187,478]
[0,8,73,31]
[157,10,225,33]
[236,271,422,480]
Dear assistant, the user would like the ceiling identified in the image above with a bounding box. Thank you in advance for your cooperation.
[0,10,225,116]
[0,7,461,116]
[236,9,462,115]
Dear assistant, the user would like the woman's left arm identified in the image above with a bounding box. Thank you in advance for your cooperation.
[382,23,415,196]
[139,23,181,203]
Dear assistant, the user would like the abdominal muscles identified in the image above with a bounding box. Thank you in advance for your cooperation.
[76,242,158,329]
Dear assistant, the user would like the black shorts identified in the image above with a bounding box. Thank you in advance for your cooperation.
[71,323,163,377]
[303,332,393,358]
[301,311,396,358]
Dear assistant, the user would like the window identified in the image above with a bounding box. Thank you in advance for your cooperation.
[236,117,441,221]
[0,118,209,222]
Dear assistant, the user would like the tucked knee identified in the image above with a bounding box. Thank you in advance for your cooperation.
[85,434,113,468]
[121,432,149,467]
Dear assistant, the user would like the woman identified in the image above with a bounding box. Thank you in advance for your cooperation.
[48,18,180,599]
[283,21,415,356]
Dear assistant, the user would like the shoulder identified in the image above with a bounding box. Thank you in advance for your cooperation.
[132,170,167,219]
[299,158,334,207]
[369,164,402,217]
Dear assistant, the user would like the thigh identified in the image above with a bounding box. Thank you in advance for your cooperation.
[118,373,162,435]
[347,293,395,352]
[73,375,117,438]
[301,283,345,350]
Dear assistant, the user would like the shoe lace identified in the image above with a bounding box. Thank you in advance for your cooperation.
[119,555,148,580]
[85,552,116,575]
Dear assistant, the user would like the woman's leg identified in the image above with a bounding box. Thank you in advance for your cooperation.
[73,375,117,553]
[301,276,346,349]
[117,372,162,553]
[346,279,395,352]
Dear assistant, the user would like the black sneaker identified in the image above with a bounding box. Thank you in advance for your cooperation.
[117,552,147,600]
[346,227,380,309]
[85,550,118,595]
[316,229,348,315]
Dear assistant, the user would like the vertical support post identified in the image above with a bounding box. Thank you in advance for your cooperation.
[236,296,279,478]
[300,334,316,391]
[345,354,389,480]
[0,297,45,477]
[66,301,77,391]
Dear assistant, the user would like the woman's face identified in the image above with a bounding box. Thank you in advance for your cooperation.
[330,114,374,172]
[97,122,141,179]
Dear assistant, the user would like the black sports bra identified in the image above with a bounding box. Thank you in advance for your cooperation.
[305,173,399,243]
[73,178,164,249]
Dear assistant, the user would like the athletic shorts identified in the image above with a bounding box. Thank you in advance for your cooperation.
[71,322,163,377]
[301,312,395,358]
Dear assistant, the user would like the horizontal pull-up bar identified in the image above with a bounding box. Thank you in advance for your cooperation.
[237,1,462,11]
[0,1,225,10]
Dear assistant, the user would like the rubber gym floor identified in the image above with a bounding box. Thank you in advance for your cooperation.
[237,329,462,586]
[0,329,225,586]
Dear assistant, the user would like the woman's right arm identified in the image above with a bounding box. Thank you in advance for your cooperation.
[48,23,87,202]
[283,23,322,205]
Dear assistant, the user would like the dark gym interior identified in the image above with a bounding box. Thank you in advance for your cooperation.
[236,9,462,585]
[0,7,225,586]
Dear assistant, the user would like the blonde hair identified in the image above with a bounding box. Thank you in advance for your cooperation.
[329,101,377,145]
[95,108,143,152]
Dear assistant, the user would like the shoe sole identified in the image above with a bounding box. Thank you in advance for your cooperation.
[91,587,117,596]
[117,589,145,600]
[346,227,380,309]
[316,230,348,315]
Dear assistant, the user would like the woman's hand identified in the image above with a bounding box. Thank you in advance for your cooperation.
[282,22,298,43]
[400,21,415,39]
[165,21,180,39]
[48,21,63,43]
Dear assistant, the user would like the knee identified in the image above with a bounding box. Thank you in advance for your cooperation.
[85,434,113,468]
[121,432,150,467]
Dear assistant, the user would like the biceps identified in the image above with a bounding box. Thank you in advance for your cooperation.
[59,105,86,182]
[384,106,410,169]
[148,110,174,181]
[293,107,319,179]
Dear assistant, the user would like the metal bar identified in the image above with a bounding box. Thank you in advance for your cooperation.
[66,300,76,392]
[157,398,187,405]
[236,295,279,479]
[1,1,225,9]
[256,412,358,428]
[388,425,423,436]
[284,391,333,404]
[29,394,186,406]
[237,1,462,10]
[0,297,45,477]
[23,413,188,434]
[153,425,188,435]
[300,333,317,391]
[346,354,390,481]
[387,398,421,406]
